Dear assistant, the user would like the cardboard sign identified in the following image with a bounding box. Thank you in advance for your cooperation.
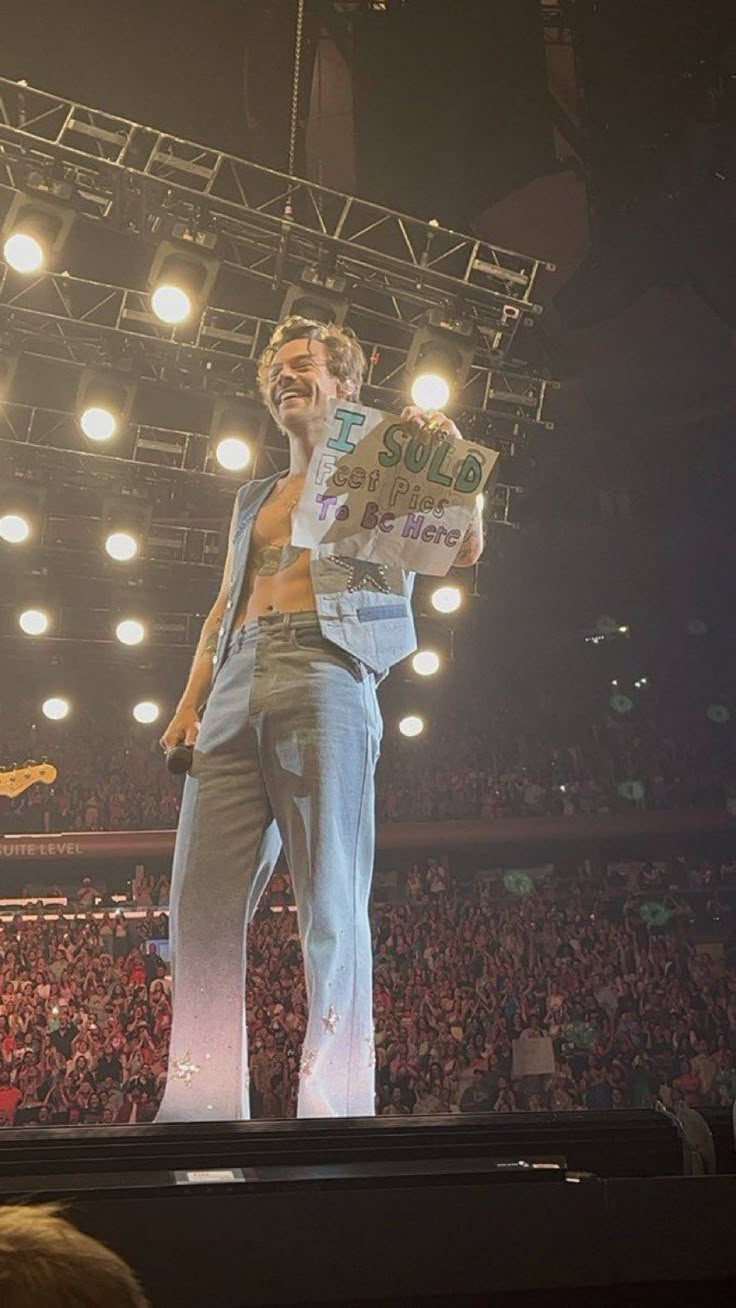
[291,399,500,576]
[512,1036,555,1079]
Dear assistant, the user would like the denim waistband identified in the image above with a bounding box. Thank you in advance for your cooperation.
[228,609,320,649]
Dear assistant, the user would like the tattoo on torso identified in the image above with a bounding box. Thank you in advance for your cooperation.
[253,543,306,576]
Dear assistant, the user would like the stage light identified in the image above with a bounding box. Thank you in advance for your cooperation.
[399,714,425,738]
[81,406,117,441]
[406,308,475,411]
[411,372,451,410]
[105,531,138,562]
[3,231,46,274]
[431,584,462,614]
[77,367,137,444]
[0,513,30,544]
[1,186,75,276]
[412,649,440,676]
[42,697,69,721]
[151,283,191,324]
[148,230,220,326]
[116,618,146,646]
[0,480,47,545]
[209,394,264,474]
[101,493,152,563]
[133,701,160,724]
[215,437,251,472]
[19,609,49,635]
[279,264,349,326]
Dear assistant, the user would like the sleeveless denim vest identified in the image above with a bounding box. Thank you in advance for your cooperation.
[211,473,417,685]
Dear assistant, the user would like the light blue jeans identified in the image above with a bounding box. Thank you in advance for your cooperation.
[156,610,382,1122]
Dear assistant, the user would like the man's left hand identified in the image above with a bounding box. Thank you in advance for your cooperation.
[400,406,462,444]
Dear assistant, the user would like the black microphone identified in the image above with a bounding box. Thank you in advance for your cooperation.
[165,744,194,775]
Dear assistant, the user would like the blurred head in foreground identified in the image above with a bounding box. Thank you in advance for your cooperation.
[0,1201,149,1307]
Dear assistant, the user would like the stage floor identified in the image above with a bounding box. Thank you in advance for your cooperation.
[1,1111,735,1305]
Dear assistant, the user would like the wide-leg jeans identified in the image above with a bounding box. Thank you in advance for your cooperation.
[155,610,382,1122]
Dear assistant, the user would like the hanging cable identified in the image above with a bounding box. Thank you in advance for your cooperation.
[287,0,306,180]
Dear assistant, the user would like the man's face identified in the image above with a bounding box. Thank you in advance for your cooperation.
[265,337,350,431]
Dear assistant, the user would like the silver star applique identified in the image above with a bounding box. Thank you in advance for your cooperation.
[330,556,394,594]
[172,1051,201,1087]
[322,1006,340,1035]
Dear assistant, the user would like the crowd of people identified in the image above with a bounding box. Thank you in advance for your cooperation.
[1,854,734,1128]
[1,694,734,834]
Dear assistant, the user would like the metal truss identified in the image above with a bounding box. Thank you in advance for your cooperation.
[0,78,553,358]
[0,604,208,649]
[0,268,555,439]
[0,395,525,535]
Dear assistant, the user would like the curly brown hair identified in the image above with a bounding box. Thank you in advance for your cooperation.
[257,315,365,408]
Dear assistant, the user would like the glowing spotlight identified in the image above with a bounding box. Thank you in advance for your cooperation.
[215,437,251,472]
[399,714,425,738]
[412,650,440,677]
[431,584,462,614]
[0,513,31,544]
[3,231,46,274]
[19,609,49,635]
[80,405,117,442]
[151,283,192,325]
[105,531,138,562]
[410,372,451,411]
[133,700,160,724]
[42,696,69,721]
[148,234,219,328]
[116,618,145,646]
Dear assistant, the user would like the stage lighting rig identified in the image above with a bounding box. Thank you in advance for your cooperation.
[279,264,350,326]
[18,607,51,636]
[0,478,47,545]
[148,224,220,326]
[430,584,463,614]
[101,491,152,563]
[76,364,137,444]
[1,179,75,275]
[406,308,476,410]
[209,393,265,475]
[411,649,441,677]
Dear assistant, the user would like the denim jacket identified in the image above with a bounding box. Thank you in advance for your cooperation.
[212,473,417,684]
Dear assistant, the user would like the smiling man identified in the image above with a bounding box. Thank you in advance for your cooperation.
[156,315,483,1124]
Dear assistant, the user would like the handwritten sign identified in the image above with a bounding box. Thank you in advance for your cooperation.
[512,1037,555,1079]
[292,399,500,576]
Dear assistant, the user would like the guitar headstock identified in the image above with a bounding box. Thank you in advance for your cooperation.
[0,760,57,799]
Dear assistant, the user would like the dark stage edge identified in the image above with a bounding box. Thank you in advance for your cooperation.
[1,1111,735,1307]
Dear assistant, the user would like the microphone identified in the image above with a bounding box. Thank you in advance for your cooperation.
[164,744,194,775]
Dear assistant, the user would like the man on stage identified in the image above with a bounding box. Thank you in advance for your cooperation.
[156,315,484,1122]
